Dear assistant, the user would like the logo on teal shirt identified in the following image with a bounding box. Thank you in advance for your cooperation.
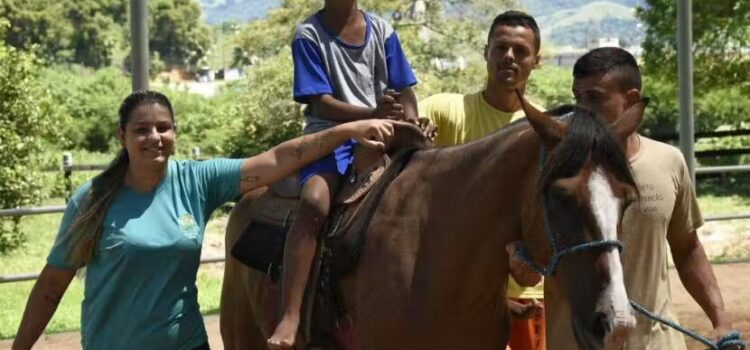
[179,213,199,239]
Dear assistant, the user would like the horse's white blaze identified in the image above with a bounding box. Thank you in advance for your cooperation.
[588,168,636,341]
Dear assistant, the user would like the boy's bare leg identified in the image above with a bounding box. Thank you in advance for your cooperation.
[268,173,339,350]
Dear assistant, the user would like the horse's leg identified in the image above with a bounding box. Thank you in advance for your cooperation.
[221,189,271,350]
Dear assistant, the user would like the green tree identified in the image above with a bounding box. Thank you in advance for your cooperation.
[40,64,231,155]
[148,0,212,68]
[638,0,749,90]
[0,0,127,67]
[637,0,750,134]
[0,37,62,253]
[41,65,130,152]
[223,47,304,157]
[526,65,574,108]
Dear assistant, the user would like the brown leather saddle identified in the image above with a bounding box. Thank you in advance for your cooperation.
[229,152,393,281]
[230,122,430,348]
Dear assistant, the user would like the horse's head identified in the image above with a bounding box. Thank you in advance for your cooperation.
[518,91,646,349]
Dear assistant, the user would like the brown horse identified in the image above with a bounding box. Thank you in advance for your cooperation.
[220,97,647,350]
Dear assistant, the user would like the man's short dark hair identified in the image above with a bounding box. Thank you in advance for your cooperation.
[487,10,541,53]
[573,47,642,91]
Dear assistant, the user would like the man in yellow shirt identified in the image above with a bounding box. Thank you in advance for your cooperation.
[420,10,545,350]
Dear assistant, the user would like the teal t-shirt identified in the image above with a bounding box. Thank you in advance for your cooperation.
[47,158,243,350]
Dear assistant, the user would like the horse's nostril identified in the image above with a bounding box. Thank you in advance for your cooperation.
[591,312,611,340]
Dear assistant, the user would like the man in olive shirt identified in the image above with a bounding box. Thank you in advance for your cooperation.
[515,47,736,350]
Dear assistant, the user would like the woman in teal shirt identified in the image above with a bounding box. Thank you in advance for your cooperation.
[13,90,395,350]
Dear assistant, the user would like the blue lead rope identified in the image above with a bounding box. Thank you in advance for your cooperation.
[629,300,745,350]
[512,147,746,350]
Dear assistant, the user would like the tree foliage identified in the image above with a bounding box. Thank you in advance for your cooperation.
[526,65,574,108]
[40,65,235,155]
[41,66,131,152]
[0,0,127,67]
[0,39,62,253]
[638,0,749,89]
[148,0,212,67]
[0,0,211,69]
[637,0,750,134]
[222,47,304,157]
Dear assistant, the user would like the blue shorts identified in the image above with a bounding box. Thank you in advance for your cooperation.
[299,139,356,184]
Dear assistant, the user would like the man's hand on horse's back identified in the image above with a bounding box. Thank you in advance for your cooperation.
[506,241,543,287]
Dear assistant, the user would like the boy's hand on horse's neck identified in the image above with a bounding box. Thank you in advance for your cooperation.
[322,0,366,45]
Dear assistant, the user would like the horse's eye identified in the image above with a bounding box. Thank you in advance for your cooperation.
[548,186,569,200]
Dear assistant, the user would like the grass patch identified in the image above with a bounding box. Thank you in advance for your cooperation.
[697,173,750,216]
[0,199,227,340]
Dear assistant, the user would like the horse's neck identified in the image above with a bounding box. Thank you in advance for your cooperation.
[435,123,541,231]
[415,124,541,296]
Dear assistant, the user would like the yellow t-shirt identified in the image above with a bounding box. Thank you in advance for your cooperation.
[544,136,703,350]
[420,90,544,299]
[419,91,527,147]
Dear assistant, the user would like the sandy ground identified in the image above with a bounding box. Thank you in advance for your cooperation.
[672,262,750,350]
[2,220,748,349]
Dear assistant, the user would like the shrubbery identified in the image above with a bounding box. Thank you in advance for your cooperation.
[0,36,62,252]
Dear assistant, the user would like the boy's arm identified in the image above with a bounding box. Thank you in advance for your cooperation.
[308,93,402,122]
[400,86,418,122]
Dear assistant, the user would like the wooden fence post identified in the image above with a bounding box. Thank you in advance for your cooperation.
[63,152,73,203]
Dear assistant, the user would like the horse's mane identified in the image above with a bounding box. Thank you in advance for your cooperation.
[538,106,637,191]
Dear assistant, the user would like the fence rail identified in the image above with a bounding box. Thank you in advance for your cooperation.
[649,129,750,142]
[696,165,750,175]
[0,256,227,284]
[43,164,108,172]
[0,206,66,218]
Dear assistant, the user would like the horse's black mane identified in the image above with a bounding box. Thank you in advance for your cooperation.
[538,106,637,191]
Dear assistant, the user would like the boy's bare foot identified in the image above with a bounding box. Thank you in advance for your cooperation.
[268,317,299,350]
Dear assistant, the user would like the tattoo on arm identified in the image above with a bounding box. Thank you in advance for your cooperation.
[291,133,325,160]
[241,173,261,188]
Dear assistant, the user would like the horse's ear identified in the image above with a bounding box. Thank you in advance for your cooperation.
[515,89,565,145]
[610,98,648,141]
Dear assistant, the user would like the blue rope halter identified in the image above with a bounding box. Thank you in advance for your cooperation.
[512,148,745,350]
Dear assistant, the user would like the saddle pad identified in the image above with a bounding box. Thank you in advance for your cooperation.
[268,175,302,199]
[230,220,286,280]
[230,192,299,280]
[248,192,299,227]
